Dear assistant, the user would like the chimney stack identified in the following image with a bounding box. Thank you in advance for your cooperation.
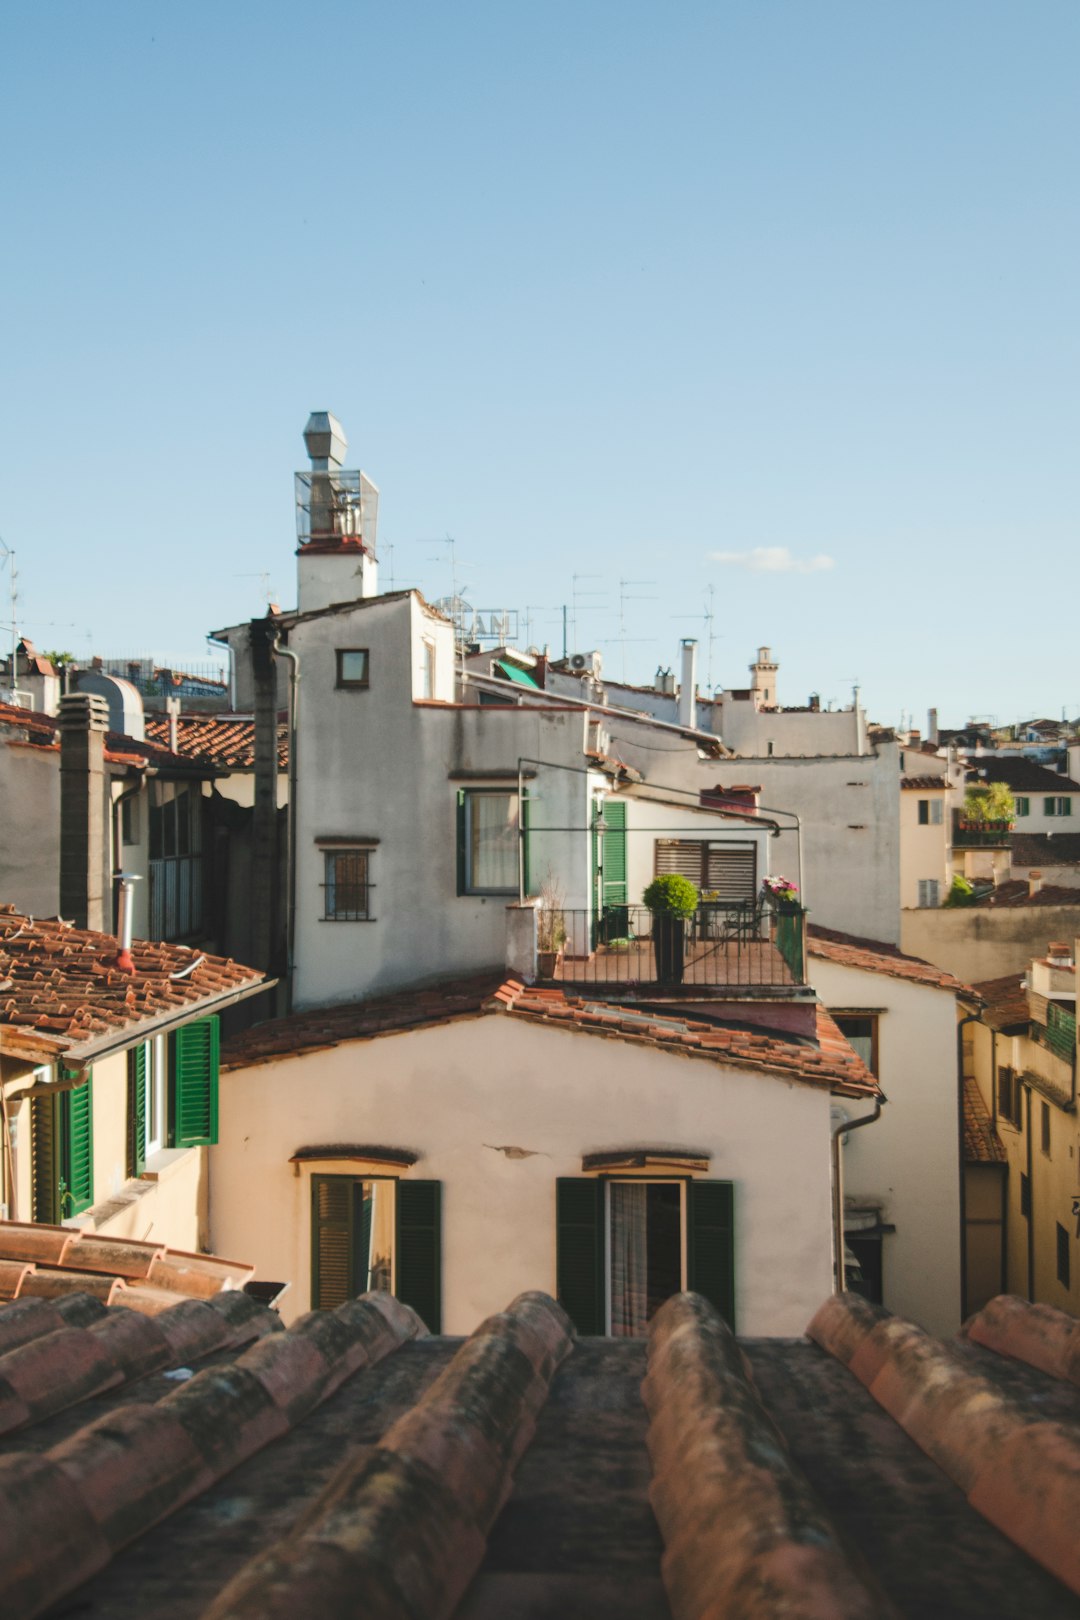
[59,692,110,930]
[1029,869,1044,898]
[678,640,698,729]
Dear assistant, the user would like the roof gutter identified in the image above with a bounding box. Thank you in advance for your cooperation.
[464,669,731,753]
[22,974,277,1076]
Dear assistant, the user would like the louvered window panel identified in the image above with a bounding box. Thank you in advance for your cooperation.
[312,1175,354,1310]
[704,845,757,901]
[31,1094,59,1224]
[654,840,706,882]
[170,1018,219,1147]
[62,1076,94,1216]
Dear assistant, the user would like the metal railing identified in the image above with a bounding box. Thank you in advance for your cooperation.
[543,903,806,989]
[952,814,1013,848]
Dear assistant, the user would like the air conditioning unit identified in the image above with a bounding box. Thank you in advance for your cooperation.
[569,650,603,678]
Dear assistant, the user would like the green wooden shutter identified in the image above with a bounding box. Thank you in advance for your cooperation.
[311,1174,354,1310]
[456,790,467,895]
[127,1045,147,1177]
[687,1180,735,1330]
[61,1074,94,1217]
[396,1179,442,1332]
[169,1017,219,1147]
[556,1177,605,1335]
[602,801,628,906]
[31,1094,59,1224]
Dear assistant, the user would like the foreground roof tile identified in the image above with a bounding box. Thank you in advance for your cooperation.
[808,923,971,994]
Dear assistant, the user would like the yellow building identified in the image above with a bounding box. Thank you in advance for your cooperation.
[963,940,1079,1318]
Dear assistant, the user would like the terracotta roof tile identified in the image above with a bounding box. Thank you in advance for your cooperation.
[1010,834,1080,869]
[968,880,1080,908]
[144,713,288,770]
[0,905,267,1061]
[901,776,949,790]
[808,924,970,994]
[223,975,879,1098]
[969,973,1030,1029]
[963,1077,1007,1164]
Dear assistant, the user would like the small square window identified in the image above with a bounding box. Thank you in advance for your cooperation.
[834,1014,879,1077]
[324,849,373,920]
[336,649,370,688]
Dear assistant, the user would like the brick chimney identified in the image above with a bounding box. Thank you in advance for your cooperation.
[59,692,110,930]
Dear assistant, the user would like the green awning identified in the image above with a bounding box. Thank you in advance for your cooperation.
[495,660,540,689]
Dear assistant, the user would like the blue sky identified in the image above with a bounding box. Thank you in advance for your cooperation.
[2,2,1076,727]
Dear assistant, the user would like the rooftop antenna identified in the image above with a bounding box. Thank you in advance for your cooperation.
[569,574,605,656]
[674,585,719,692]
[617,578,656,681]
[235,572,276,607]
[0,540,20,703]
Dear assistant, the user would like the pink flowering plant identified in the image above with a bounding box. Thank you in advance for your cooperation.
[761,875,799,904]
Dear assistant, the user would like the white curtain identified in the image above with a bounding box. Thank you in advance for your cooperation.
[470,793,518,890]
[610,1182,649,1337]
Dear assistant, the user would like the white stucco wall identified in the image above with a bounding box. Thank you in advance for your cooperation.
[211,1015,836,1336]
[0,738,60,916]
[714,698,865,758]
[613,794,770,913]
[808,956,961,1334]
[290,594,602,1006]
[606,727,902,944]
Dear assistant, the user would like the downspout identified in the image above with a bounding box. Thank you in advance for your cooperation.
[207,633,236,711]
[273,638,300,1014]
[831,1095,885,1293]
[956,1010,981,1321]
[1025,1082,1034,1302]
[111,773,144,927]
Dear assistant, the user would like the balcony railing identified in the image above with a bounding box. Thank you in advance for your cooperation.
[952,814,1013,849]
[540,902,806,990]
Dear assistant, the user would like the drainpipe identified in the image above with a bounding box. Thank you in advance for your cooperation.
[111,774,144,925]
[956,1010,980,1321]
[273,638,300,1014]
[1025,1083,1035,1302]
[831,1095,885,1293]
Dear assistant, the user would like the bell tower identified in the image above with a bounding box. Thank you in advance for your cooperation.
[750,645,778,708]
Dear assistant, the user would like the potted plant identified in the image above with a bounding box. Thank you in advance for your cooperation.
[761,874,800,912]
[642,873,699,983]
[537,873,567,978]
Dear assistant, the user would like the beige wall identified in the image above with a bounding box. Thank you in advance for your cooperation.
[902,904,1080,982]
[898,787,950,911]
[5,1050,208,1252]
[967,1020,1080,1317]
[808,957,962,1334]
[211,1016,838,1336]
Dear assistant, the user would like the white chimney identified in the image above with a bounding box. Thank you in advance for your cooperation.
[678,640,698,729]
[1029,869,1044,898]
[295,412,380,612]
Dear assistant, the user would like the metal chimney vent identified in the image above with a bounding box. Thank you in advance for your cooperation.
[303,411,347,471]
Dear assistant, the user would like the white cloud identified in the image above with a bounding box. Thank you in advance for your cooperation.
[709,546,836,575]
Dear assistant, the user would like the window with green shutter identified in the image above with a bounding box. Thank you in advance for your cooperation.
[127,1045,148,1177]
[310,1176,440,1330]
[169,1017,220,1147]
[556,1175,735,1335]
[31,1073,94,1222]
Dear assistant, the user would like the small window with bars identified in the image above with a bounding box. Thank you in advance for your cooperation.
[323,849,374,920]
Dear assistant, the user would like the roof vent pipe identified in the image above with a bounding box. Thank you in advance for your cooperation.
[114,873,140,974]
[678,640,698,729]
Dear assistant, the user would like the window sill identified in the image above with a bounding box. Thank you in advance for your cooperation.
[141,1145,201,1183]
[320,916,378,923]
